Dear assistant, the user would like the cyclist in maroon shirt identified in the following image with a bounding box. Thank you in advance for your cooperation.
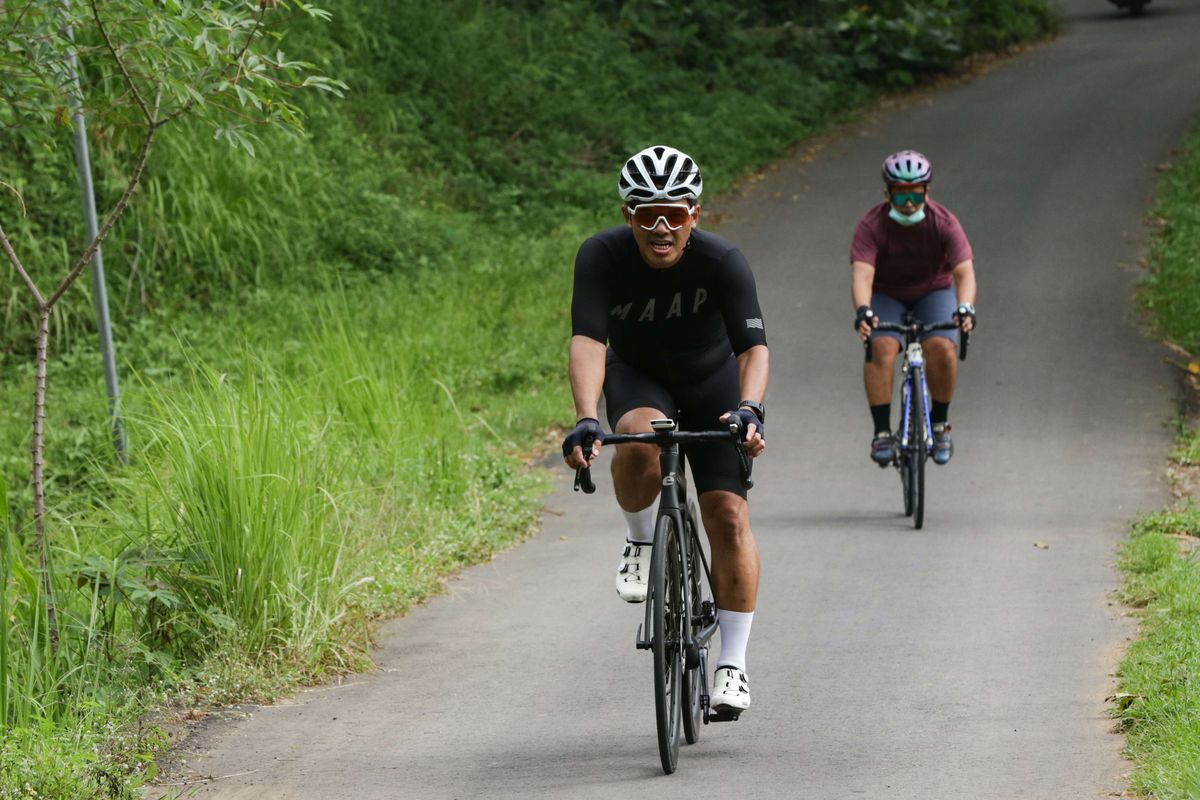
[850,150,977,466]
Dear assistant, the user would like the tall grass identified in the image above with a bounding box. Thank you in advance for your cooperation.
[131,361,354,663]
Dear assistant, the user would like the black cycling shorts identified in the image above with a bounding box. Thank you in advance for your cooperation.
[603,349,749,498]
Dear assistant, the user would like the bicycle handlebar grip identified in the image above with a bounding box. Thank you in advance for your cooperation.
[863,337,873,363]
[959,330,969,360]
[574,466,596,494]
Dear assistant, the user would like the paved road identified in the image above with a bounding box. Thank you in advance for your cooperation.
[150,2,1200,798]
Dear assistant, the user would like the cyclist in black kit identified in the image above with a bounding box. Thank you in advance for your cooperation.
[561,145,769,715]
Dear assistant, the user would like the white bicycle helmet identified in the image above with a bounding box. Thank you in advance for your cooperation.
[882,150,933,185]
[618,145,703,204]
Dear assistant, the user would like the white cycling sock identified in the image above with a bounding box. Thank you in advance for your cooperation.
[623,505,656,544]
[716,608,754,672]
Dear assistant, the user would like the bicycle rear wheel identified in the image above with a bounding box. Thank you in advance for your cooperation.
[911,366,928,529]
[651,513,684,774]
[680,509,704,745]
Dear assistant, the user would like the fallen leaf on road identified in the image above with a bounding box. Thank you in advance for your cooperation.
[1034,541,1050,549]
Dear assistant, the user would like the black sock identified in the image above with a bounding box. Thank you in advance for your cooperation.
[870,404,891,435]
[931,401,950,426]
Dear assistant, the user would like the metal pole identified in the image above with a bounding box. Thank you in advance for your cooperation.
[64,30,128,464]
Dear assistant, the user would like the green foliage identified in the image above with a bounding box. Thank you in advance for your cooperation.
[0,0,343,148]
[957,0,1062,53]
[832,0,964,87]
[0,720,161,799]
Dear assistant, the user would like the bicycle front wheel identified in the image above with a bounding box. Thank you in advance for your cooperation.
[680,510,704,745]
[651,513,684,774]
[911,365,928,530]
[899,382,914,517]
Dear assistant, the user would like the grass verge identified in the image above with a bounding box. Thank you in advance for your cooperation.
[1115,117,1200,799]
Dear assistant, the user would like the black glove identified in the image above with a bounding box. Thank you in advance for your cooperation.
[953,302,976,329]
[854,305,875,330]
[562,418,604,460]
[726,408,764,443]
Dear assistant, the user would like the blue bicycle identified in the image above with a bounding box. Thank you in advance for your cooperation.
[866,312,968,529]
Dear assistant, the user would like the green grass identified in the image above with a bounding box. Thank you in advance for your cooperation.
[1116,116,1200,799]
[1116,509,1200,799]
[1141,121,1200,355]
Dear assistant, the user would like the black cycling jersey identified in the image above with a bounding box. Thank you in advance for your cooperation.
[571,227,767,383]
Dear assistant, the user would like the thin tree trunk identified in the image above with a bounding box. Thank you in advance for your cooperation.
[32,305,59,654]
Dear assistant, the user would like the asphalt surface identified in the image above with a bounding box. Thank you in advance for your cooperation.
[149,2,1200,798]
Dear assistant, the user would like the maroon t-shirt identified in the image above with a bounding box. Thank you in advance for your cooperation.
[850,199,973,303]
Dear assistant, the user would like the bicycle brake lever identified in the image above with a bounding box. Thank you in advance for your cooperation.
[574,466,596,494]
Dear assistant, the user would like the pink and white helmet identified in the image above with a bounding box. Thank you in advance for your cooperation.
[882,150,933,185]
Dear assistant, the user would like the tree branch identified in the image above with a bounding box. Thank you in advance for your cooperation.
[3,0,35,38]
[0,221,45,306]
[88,0,153,124]
[47,124,156,307]
[231,9,266,87]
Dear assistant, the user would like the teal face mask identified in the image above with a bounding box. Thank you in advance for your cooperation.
[888,206,926,226]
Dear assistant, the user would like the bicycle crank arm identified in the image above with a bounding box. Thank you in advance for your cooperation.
[635,623,652,651]
[697,646,742,723]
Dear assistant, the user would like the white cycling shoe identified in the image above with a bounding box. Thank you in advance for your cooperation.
[615,540,650,603]
[711,666,751,714]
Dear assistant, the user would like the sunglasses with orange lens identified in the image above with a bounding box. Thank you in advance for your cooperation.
[630,204,696,231]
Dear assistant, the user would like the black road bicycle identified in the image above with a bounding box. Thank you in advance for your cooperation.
[866,312,968,529]
[574,418,752,775]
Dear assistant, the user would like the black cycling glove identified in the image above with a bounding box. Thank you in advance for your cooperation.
[854,305,875,331]
[726,408,764,443]
[954,302,977,329]
[562,417,604,460]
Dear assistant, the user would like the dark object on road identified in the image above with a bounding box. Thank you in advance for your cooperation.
[1109,0,1149,16]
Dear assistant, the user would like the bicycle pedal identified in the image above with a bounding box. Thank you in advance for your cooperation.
[707,709,741,723]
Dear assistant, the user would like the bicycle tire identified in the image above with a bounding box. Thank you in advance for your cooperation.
[899,380,914,517]
[680,510,704,745]
[651,513,683,774]
[911,365,928,529]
